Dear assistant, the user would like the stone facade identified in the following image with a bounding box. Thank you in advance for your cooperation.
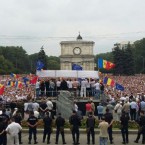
[60,35,95,70]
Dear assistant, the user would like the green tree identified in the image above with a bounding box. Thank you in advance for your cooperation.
[113,45,124,75]
[123,43,135,75]
[29,53,38,73]
[0,46,30,73]
[47,56,60,70]
[133,38,145,73]
[0,55,15,74]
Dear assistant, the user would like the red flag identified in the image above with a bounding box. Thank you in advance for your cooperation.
[0,84,4,95]
[30,76,38,84]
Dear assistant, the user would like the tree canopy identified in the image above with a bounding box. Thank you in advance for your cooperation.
[0,46,60,74]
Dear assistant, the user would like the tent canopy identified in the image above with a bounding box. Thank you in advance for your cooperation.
[36,70,99,78]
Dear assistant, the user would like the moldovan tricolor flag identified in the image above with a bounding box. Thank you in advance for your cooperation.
[103,77,115,87]
[0,84,4,95]
[10,73,19,78]
[15,81,23,88]
[30,76,38,84]
[7,81,15,87]
[98,58,115,70]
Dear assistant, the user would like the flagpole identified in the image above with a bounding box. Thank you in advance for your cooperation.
[97,58,100,79]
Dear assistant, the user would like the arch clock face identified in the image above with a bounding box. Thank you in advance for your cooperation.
[73,47,81,55]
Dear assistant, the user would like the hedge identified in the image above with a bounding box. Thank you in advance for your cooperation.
[21,119,139,129]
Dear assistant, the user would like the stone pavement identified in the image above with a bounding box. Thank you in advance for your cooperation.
[7,133,142,145]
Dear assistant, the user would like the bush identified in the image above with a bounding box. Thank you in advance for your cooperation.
[21,119,139,129]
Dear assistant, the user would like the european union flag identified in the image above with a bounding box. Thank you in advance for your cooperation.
[36,60,44,71]
[72,64,82,70]
[116,83,124,91]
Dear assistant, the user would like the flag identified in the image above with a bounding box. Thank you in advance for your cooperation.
[98,58,115,70]
[15,81,23,88]
[103,77,115,86]
[0,84,4,95]
[23,77,30,86]
[30,76,38,84]
[72,64,83,70]
[116,83,124,91]
[7,81,15,87]
[10,73,19,78]
[36,60,44,71]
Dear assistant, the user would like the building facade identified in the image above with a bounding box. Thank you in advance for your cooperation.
[60,34,95,70]
[113,41,134,50]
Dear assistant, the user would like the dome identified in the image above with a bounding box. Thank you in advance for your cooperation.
[76,33,82,40]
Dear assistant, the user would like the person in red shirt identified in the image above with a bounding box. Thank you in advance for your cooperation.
[86,101,92,116]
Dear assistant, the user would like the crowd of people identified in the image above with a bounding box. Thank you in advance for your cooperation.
[0,74,145,145]
[0,74,144,102]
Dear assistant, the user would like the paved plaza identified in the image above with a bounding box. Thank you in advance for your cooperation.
[7,133,142,145]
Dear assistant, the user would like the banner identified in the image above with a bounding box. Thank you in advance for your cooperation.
[37,70,56,77]
[36,70,99,78]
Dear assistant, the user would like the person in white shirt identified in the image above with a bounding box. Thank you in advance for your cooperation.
[90,79,96,97]
[46,99,54,119]
[130,99,138,121]
[86,79,91,97]
[24,101,29,120]
[34,111,40,118]
[35,80,40,98]
[67,79,73,92]
[56,79,61,92]
[24,101,29,112]
[73,101,78,112]
[33,101,40,112]
[6,118,22,145]
[80,79,87,98]
[114,102,122,121]
[46,99,53,110]
[94,79,101,99]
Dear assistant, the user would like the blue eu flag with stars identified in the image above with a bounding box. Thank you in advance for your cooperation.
[36,60,44,71]
[115,83,124,91]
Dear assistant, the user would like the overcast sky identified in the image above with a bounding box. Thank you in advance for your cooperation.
[0,0,145,56]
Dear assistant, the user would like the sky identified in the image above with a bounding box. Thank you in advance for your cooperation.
[0,0,145,56]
